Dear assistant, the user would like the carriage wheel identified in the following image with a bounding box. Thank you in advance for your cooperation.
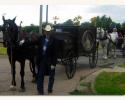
[89,43,98,68]
[65,58,77,79]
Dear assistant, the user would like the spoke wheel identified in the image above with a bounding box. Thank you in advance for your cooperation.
[89,43,98,68]
[65,58,77,79]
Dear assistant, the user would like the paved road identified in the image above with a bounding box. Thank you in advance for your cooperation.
[0,49,124,95]
[0,55,101,95]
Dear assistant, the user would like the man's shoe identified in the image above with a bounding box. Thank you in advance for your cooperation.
[48,90,53,95]
[38,92,44,95]
[48,91,53,95]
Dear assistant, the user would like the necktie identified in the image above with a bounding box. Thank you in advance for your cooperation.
[42,38,49,55]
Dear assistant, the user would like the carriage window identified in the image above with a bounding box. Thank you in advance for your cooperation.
[55,29,62,32]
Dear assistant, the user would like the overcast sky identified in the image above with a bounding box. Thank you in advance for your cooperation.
[0,5,125,26]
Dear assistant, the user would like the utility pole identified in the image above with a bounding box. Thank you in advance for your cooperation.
[39,5,43,35]
[46,5,48,24]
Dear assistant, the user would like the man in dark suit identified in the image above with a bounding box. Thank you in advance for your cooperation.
[36,25,57,95]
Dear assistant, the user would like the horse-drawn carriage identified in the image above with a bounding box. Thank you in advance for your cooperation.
[97,27,125,59]
[52,25,98,79]
[1,16,98,91]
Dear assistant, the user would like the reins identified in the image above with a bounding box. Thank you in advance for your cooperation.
[10,44,13,75]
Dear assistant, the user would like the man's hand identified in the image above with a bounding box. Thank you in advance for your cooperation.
[51,65,55,70]
[19,39,25,45]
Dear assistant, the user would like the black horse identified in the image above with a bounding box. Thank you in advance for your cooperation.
[1,16,37,91]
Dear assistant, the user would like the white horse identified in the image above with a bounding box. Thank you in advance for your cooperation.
[97,27,109,59]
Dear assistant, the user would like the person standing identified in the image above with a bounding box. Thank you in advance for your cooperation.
[36,24,57,95]
[107,28,118,58]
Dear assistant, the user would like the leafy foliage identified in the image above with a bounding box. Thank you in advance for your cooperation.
[121,22,125,34]
[22,25,39,33]
[73,15,82,26]
[91,15,112,30]
[62,19,74,26]
[80,22,94,29]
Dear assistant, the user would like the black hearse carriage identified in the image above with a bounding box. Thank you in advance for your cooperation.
[51,25,98,79]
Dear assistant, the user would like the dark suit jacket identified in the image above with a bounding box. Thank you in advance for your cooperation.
[36,35,58,67]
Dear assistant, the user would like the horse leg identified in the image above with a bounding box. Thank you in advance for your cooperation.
[107,42,110,57]
[20,61,25,91]
[105,40,108,59]
[102,46,105,59]
[10,60,16,90]
[102,42,107,59]
[108,41,112,58]
[114,45,116,58]
[101,42,104,58]
[31,60,37,83]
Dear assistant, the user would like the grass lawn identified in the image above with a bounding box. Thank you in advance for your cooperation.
[94,72,125,95]
[0,46,7,55]
[118,63,125,68]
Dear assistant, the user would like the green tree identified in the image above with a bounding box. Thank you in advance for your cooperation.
[116,23,121,30]
[91,16,101,27]
[121,22,125,33]
[91,15,112,30]
[122,22,125,29]
[62,19,74,26]
[80,22,95,33]
[80,22,94,29]
[22,25,39,33]
[22,22,53,33]
[73,15,82,26]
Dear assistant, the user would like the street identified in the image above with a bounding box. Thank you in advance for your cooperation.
[0,49,124,95]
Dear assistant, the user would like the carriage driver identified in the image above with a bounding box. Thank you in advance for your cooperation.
[110,28,119,43]
[36,24,58,95]
[108,28,119,58]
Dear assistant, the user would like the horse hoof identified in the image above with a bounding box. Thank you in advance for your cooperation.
[32,80,36,83]
[9,85,16,91]
[19,88,26,92]
[32,79,36,83]
[32,77,37,83]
